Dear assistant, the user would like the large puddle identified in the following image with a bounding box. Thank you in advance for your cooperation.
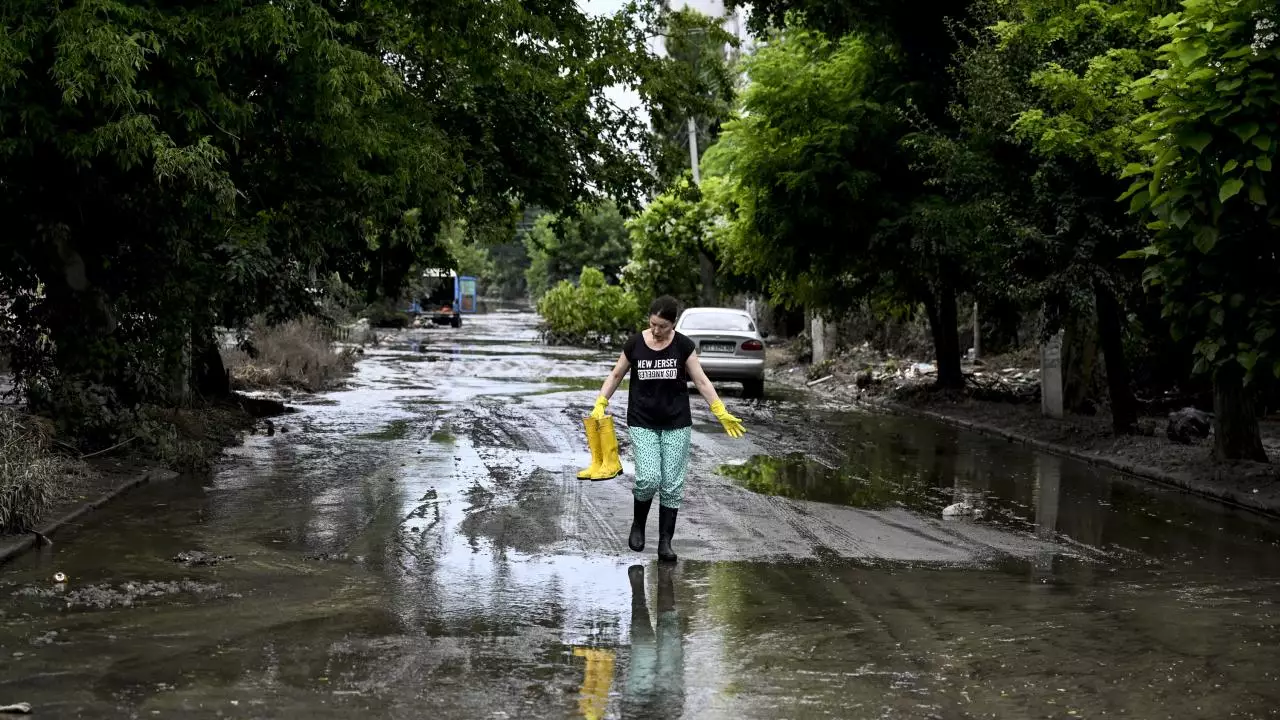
[2,311,1279,718]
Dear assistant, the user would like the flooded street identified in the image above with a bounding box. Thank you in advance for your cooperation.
[3,311,1280,719]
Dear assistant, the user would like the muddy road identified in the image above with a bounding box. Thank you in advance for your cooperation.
[3,310,1280,719]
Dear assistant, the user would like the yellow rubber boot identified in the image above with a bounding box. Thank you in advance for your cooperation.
[577,418,604,479]
[590,416,623,480]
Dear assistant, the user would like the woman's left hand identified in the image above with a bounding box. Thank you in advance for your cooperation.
[710,401,746,438]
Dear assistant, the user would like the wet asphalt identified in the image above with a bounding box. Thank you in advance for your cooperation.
[2,310,1280,719]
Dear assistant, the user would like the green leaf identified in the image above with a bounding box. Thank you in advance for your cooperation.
[1239,351,1259,371]
[1220,177,1245,203]
[1257,156,1272,172]
[1223,159,1240,173]
[1180,129,1213,154]
[1233,122,1260,142]
[1256,327,1276,344]
[1249,183,1267,205]
[1193,357,1209,375]
[1194,226,1219,253]
[1121,163,1146,179]
[1171,208,1191,228]
[1253,134,1272,151]
[1176,41,1208,67]
[1123,246,1159,260]
[1217,77,1244,92]
[1211,306,1225,326]
[1128,188,1151,214]
[1118,180,1146,202]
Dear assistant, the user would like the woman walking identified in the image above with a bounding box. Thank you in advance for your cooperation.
[584,296,746,562]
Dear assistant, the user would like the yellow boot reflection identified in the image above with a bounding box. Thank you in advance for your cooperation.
[573,646,616,719]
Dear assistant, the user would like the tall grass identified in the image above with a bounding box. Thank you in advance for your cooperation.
[223,317,358,393]
[0,409,86,533]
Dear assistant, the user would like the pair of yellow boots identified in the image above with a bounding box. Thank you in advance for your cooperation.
[577,416,622,481]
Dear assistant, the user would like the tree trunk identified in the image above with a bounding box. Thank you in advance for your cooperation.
[168,325,192,406]
[192,327,231,399]
[698,250,718,306]
[1093,283,1138,434]
[1213,363,1268,462]
[1061,310,1099,415]
[924,287,964,389]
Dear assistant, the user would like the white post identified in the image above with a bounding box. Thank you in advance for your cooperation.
[973,301,980,361]
[1040,331,1064,419]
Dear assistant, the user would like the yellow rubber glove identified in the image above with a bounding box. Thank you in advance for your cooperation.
[710,401,746,438]
[589,395,609,420]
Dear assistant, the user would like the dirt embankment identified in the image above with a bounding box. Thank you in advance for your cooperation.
[767,342,1280,516]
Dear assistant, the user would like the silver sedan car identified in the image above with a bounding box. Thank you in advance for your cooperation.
[677,307,766,398]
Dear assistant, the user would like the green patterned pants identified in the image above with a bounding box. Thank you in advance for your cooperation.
[628,426,692,509]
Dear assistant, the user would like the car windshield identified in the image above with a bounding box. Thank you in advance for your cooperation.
[680,312,754,332]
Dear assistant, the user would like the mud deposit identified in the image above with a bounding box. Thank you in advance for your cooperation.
[1,310,1278,718]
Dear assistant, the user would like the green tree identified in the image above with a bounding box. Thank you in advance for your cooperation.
[438,221,496,283]
[923,0,1179,433]
[537,267,644,346]
[1125,0,1280,460]
[649,8,739,186]
[524,202,633,300]
[704,28,981,388]
[623,174,717,307]
[0,0,677,436]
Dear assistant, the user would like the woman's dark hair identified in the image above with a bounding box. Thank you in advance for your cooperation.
[648,295,679,323]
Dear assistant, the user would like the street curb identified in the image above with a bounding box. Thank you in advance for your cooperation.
[857,397,1280,520]
[0,467,180,567]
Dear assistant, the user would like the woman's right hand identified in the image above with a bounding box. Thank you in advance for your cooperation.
[590,395,609,420]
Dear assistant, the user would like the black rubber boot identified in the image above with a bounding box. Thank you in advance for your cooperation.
[629,497,653,552]
[657,505,678,563]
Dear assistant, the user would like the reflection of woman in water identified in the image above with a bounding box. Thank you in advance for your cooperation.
[590,296,746,562]
[624,563,685,718]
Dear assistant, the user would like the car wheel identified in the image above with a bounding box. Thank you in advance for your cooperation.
[743,379,765,399]
[451,315,462,328]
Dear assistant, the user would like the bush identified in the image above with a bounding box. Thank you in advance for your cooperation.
[0,409,87,533]
[362,301,412,329]
[537,267,644,346]
[223,317,358,393]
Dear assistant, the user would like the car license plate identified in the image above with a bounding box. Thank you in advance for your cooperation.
[701,342,735,354]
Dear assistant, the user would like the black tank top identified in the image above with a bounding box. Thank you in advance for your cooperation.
[624,332,696,430]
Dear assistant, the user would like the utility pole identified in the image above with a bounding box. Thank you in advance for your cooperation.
[687,115,717,305]
[688,115,701,184]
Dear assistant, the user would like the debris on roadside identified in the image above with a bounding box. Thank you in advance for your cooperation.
[29,631,57,647]
[0,702,32,714]
[12,580,223,610]
[172,550,233,567]
[1167,407,1213,445]
[303,552,350,562]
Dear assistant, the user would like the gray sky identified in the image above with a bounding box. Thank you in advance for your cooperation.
[577,0,748,117]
